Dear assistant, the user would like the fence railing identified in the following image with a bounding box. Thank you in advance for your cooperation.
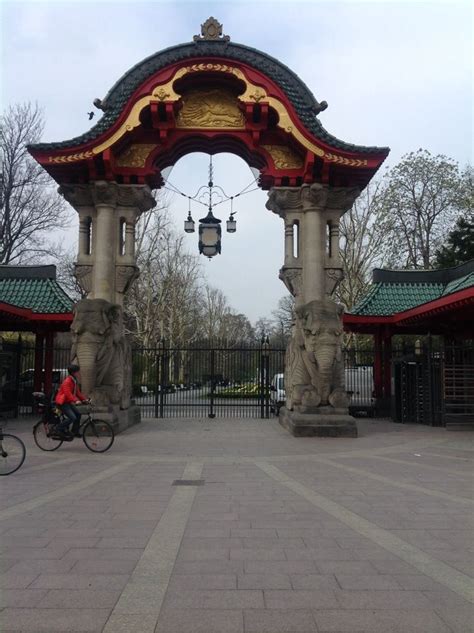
[1,340,472,424]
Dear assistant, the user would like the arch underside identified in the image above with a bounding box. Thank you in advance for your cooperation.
[29,50,389,191]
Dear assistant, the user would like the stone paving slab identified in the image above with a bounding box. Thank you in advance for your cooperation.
[0,416,473,632]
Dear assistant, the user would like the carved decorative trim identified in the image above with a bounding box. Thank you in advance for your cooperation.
[59,184,93,207]
[261,145,304,170]
[74,264,93,294]
[279,266,303,298]
[116,264,140,294]
[193,17,230,42]
[116,144,157,168]
[176,89,245,129]
[325,267,344,297]
[267,184,329,214]
[326,186,361,212]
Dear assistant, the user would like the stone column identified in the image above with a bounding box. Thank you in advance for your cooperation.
[91,187,116,303]
[325,187,360,297]
[267,183,360,438]
[301,184,328,303]
[59,181,155,422]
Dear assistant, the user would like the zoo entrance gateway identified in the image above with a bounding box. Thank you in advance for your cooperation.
[28,18,390,436]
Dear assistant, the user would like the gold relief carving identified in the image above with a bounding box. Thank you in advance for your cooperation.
[154,88,170,101]
[261,145,303,170]
[115,144,157,168]
[176,89,245,129]
[249,88,266,103]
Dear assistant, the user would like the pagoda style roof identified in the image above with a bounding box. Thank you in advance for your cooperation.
[345,260,474,337]
[30,40,387,157]
[351,261,474,317]
[0,266,74,332]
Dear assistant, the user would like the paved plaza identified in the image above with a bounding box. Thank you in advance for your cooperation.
[0,416,473,633]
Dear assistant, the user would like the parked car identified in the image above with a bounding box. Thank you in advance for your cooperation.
[270,373,285,414]
[345,366,375,417]
[0,368,68,407]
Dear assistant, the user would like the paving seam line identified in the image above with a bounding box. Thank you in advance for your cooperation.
[255,460,474,604]
[355,454,469,477]
[102,461,204,633]
[14,456,85,475]
[0,461,136,522]
[315,457,474,505]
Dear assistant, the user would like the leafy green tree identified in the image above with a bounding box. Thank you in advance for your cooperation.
[434,214,474,268]
[379,150,466,269]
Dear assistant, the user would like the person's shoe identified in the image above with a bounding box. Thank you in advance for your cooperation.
[72,432,82,438]
[53,430,73,441]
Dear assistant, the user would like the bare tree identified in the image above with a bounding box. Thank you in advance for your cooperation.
[126,198,203,347]
[0,102,68,263]
[338,180,388,310]
[379,149,465,269]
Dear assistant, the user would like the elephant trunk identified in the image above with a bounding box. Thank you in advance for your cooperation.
[314,343,338,405]
[75,341,99,395]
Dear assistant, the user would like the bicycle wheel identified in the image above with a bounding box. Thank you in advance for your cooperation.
[82,419,115,453]
[33,421,63,451]
[0,433,26,475]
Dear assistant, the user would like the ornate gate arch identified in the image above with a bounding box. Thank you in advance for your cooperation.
[29,18,389,436]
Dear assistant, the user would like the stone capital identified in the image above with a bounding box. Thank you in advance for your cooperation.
[116,185,156,214]
[58,184,93,208]
[267,184,331,217]
[59,181,156,214]
[326,186,360,213]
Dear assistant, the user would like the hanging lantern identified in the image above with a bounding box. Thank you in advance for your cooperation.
[199,209,221,258]
[184,212,195,233]
[226,213,236,233]
[184,198,195,233]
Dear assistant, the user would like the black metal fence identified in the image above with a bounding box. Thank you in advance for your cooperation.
[1,339,472,425]
[132,343,285,418]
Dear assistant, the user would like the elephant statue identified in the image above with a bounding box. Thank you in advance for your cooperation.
[289,299,349,411]
[285,319,319,410]
[70,298,131,409]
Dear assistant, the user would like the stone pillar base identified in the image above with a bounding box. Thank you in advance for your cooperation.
[91,404,141,434]
[279,406,358,437]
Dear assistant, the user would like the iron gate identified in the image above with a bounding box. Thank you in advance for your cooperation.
[132,343,285,418]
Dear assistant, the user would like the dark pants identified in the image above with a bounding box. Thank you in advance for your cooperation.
[58,403,81,433]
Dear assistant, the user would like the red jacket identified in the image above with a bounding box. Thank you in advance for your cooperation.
[55,376,87,406]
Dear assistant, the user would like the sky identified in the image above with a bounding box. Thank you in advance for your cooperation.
[1,0,472,323]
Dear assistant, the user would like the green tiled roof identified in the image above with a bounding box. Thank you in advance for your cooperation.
[443,272,474,296]
[352,283,444,316]
[352,262,474,317]
[30,40,389,156]
[0,278,73,314]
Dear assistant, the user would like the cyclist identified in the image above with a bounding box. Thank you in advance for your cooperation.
[54,364,89,438]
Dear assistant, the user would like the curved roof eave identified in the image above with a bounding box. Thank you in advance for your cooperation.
[30,40,389,156]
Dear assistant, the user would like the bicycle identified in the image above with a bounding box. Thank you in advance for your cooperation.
[32,392,115,454]
[0,424,26,475]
